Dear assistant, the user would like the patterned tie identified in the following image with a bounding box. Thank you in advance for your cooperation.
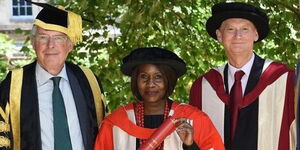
[229,71,244,143]
[51,77,72,150]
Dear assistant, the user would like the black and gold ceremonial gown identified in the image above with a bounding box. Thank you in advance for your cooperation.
[0,61,105,150]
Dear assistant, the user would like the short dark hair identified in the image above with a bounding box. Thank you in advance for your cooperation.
[130,64,178,101]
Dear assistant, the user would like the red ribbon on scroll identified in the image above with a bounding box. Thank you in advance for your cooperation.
[138,117,178,150]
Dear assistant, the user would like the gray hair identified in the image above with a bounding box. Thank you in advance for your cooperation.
[31,25,37,40]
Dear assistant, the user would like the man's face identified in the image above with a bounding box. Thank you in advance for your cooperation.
[32,27,73,74]
[216,18,258,58]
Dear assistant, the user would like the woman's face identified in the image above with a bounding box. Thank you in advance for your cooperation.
[137,64,167,103]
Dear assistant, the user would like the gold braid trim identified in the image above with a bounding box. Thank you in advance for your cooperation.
[0,103,9,122]
[10,68,23,150]
[0,136,10,148]
[79,66,106,125]
[0,108,6,122]
[0,102,11,147]
[0,121,10,132]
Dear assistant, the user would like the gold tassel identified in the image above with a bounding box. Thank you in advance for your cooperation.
[56,5,82,44]
[67,10,83,44]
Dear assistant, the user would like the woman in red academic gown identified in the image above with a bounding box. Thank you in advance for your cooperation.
[94,47,225,150]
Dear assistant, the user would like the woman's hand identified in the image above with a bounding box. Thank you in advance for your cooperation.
[175,118,194,146]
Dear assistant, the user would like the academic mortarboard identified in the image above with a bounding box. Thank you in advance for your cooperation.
[25,0,82,44]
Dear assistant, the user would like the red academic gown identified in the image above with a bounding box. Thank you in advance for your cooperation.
[94,101,225,150]
[189,55,296,150]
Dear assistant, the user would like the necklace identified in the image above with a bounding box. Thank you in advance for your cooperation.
[135,100,170,150]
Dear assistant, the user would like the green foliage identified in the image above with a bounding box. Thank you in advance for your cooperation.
[64,0,226,111]
[1,0,299,112]
[0,31,35,81]
[64,0,300,111]
[252,0,300,67]
[0,33,13,78]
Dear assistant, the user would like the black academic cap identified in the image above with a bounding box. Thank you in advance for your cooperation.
[26,0,82,44]
[121,47,187,78]
[206,2,269,42]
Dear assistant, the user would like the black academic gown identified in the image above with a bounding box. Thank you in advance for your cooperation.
[0,61,102,150]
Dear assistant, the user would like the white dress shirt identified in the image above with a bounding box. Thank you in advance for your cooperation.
[227,53,255,95]
[36,63,84,150]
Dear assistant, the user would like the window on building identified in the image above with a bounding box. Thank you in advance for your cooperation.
[12,0,32,16]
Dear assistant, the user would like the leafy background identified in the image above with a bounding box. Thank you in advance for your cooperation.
[1,0,299,111]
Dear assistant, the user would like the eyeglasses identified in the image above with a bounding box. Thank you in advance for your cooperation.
[138,73,164,84]
[35,34,68,45]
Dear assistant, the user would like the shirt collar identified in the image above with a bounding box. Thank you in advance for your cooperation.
[228,53,255,78]
[35,63,69,86]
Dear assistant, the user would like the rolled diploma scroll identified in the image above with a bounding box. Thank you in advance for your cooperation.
[138,117,177,150]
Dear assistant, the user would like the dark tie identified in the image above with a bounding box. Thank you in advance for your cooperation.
[229,71,244,143]
[51,77,72,150]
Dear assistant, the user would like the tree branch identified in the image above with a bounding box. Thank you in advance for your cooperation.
[273,1,300,21]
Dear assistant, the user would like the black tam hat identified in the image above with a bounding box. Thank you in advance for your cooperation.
[121,47,187,78]
[206,2,269,42]
[26,0,82,44]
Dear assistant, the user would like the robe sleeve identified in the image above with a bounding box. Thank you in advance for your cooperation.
[193,112,225,150]
[278,70,296,150]
[189,76,203,110]
[94,120,114,150]
[0,103,11,149]
[0,73,12,149]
